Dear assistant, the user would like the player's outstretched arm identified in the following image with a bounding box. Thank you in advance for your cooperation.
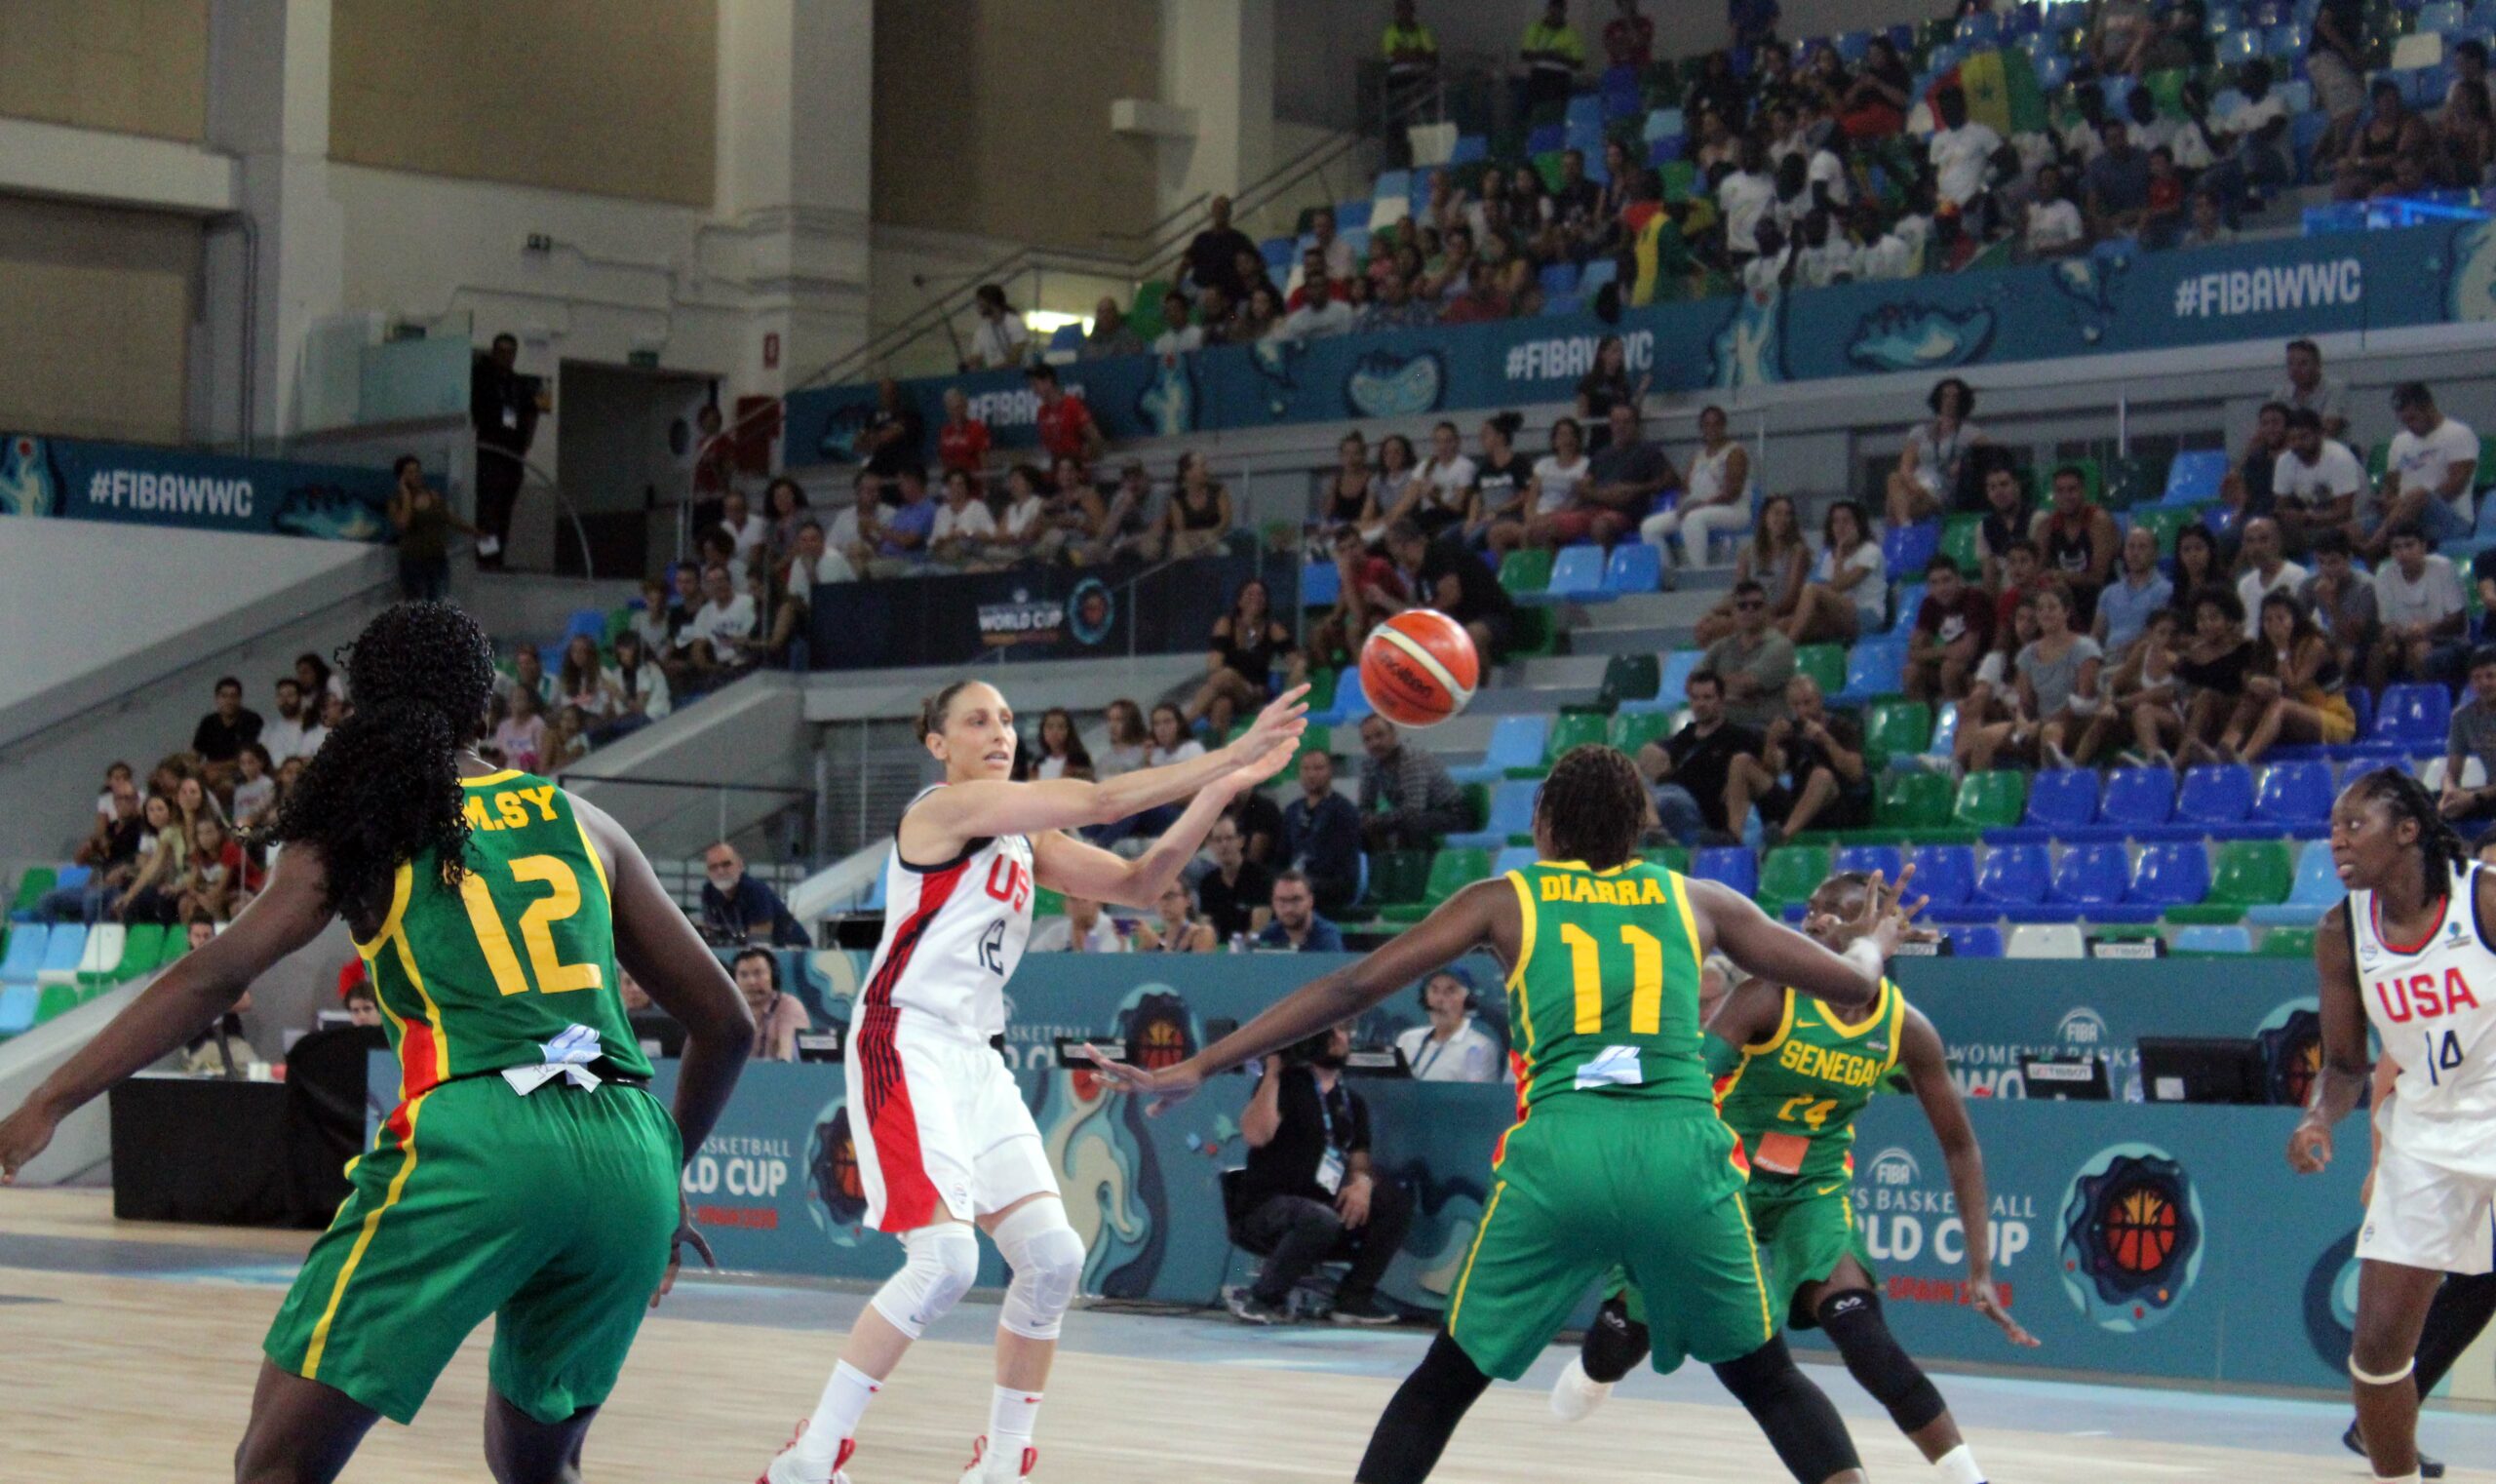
[2290,902,2370,1174]
[914,685,1307,842]
[1685,869,1915,1014]
[0,842,336,1182]
[1033,732,1301,909]
[1900,1004,2037,1347]
[1087,879,1507,1113]
[580,796,755,1161]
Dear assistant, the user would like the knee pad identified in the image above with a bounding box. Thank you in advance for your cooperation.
[1580,1294,1653,1385]
[992,1202,1086,1341]
[1816,1289,1947,1434]
[1711,1336,1863,1484]
[869,1222,979,1340]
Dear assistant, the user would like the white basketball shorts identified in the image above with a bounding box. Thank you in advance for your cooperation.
[846,1006,1055,1232]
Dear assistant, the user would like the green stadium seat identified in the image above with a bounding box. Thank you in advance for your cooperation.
[2129,504,2196,557]
[113,922,168,983]
[2100,454,2169,511]
[1878,772,1953,830]
[1499,549,1555,596]
[1940,514,1984,575]
[1609,709,1673,756]
[1384,847,1490,922]
[1509,606,1559,656]
[1367,849,1432,908]
[1642,845,1692,875]
[1952,770,2027,830]
[35,981,77,1024]
[11,868,58,918]
[1759,845,1833,917]
[1033,888,1066,919]
[1462,783,1493,834]
[1289,723,1333,774]
[1129,278,1174,340]
[1305,667,1340,714]
[1864,701,1932,761]
[2165,840,2295,923]
[2258,927,2318,957]
[1543,710,1609,765]
[1794,644,1846,697]
[604,607,635,644]
[1597,653,1660,710]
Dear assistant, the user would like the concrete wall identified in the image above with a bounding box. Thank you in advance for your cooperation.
[0,194,203,445]
[0,0,210,142]
[330,0,718,207]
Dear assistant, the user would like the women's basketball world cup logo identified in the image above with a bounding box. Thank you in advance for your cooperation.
[805,1104,872,1246]
[2057,1143,2206,1333]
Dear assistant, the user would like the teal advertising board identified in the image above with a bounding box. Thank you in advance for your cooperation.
[1,431,397,540]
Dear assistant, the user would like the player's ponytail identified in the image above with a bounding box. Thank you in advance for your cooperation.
[268,602,495,925]
[2352,765,2470,888]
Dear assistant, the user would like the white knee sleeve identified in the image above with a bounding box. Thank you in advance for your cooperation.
[870,1222,980,1340]
[992,1202,1086,1341]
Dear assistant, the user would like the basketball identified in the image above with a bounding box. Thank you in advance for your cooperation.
[1359,609,1480,728]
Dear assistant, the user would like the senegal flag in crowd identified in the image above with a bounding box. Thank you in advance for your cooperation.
[1928,47,2048,135]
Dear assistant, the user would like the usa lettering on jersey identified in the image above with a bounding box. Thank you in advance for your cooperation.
[2369,968,2484,1024]
[859,786,1037,1039]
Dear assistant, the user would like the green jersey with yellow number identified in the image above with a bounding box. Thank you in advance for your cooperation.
[1501,859,1715,1110]
[1714,979,1907,1186]
[354,768,650,1110]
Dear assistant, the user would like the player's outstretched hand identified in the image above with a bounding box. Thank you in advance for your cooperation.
[1969,1276,2039,1347]
[1224,735,1302,795]
[1835,867,1923,958]
[1226,685,1310,774]
[0,1100,59,1185]
[1080,1042,1204,1116]
[651,1195,717,1309]
[2286,1116,2334,1175]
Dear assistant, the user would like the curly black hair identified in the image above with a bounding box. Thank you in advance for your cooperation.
[269,602,496,926]
[2348,766,2471,891]
[1535,743,1648,869]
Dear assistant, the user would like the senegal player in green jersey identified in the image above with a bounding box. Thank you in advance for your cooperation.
[1554,870,2037,1484]
[0,603,757,1484]
[1088,745,1921,1484]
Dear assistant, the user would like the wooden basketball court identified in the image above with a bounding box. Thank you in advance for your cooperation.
[3,1188,2486,1482]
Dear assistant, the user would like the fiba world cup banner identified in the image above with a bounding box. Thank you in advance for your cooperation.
[1,431,398,541]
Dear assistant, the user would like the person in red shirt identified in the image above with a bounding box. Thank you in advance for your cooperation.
[1603,0,1654,69]
[1028,364,1107,466]
[1286,247,1346,310]
[1312,523,1409,667]
[936,385,992,488]
[1904,554,1996,704]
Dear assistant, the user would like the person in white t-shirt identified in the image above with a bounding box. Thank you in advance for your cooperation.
[1790,211,1855,288]
[1028,894,1125,954]
[2367,523,2470,690]
[2376,382,2479,552]
[928,468,999,566]
[1151,290,1203,358]
[2232,518,2309,636]
[1715,137,1777,266]
[1738,220,1796,293]
[1928,88,2002,216]
[1278,292,1356,342]
[1851,204,1916,281]
[1393,970,1506,1083]
[1782,498,1886,644]
[2273,408,2364,552]
[259,678,316,764]
[2021,164,2086,258]
[716,488,768,568]
[966,283,1032,370]
[667,563,758,692]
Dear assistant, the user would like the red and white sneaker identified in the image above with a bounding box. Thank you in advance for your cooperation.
[957,1434,1036,1481]
[760,1420,856,1484]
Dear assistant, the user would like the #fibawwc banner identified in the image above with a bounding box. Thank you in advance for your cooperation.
[2,432,396,541]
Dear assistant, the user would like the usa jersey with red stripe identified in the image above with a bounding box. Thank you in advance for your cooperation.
[860,786,1036,1039]
[2351,863,2496,1178]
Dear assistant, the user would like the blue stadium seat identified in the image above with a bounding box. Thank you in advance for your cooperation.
[1493,845,1537,878]
[1371,170,1412,205]
[2022,768,2102,833]
[1833,644,1906,706]
[2373,684,2453,749]
[565,608,607,643]
[0,985,34,1038]
[1527,123,1567,154]
[1579,258,1619,293]
[1944,924,2005,957]
[1301,559,1340,607]
[2421,1,2467,32]
[2246,840,2342,925]
[2175,764,2255,826]
[2163,449,2230,504]
[0,925,46,987]
[1603,542,1662,595]
[1446,781,1539,849]
[2034,50,2073,90]
[1539,293,1583,318]
[1834,844,1904,880]
[2099,767,2176,830]
[1885,581,1927,637]
[1309,670,1373,727]
[1973,844,2051,906]
[1908,844,1975,907]
[1835,29,1873,59]
[1530,545,1613,604]
[2253,761,2335,829]
[1956,10,2001,42]
[1335,199,1372,230]
[859,855,890,913]
[52,865,91,893]
[35,925,84,981]
[1260,236,1296,272]
[2173,924,2254,954]
[1453,714,1551,784]
[1565,94,1604,131]
[1884,522,1940,578]
[1540,261,1582,296]
[1645,649,1704,709]
[2050,844,2133,908]
[1694,846,1758,896]
[2130,842,2211,907]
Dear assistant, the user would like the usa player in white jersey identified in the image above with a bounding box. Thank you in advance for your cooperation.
[765,678,1306,1484]
[2290,768,2496,1484]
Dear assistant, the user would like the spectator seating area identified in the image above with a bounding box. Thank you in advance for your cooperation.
[0,889,197,1039]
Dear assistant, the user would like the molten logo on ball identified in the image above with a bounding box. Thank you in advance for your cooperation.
[1361,609,1480,727]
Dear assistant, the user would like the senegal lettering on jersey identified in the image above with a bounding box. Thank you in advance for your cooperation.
[354,769,651,1111]
[1715,979,1906,1187]
[1502,860,1715,1109]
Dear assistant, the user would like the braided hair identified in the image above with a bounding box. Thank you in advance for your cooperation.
[1535,744,1648,869]
[2349,765,2471,891]
[269,602,496,926]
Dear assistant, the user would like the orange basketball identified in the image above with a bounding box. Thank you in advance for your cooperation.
[1359,609,1480,728]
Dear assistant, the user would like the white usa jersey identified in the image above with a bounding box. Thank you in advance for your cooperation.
[860,786,1035,1039]
[2351,864,2496,1178]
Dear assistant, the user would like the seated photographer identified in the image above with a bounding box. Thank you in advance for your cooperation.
[1393,969,1506,1082]
[1229,1023,1414,1326]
